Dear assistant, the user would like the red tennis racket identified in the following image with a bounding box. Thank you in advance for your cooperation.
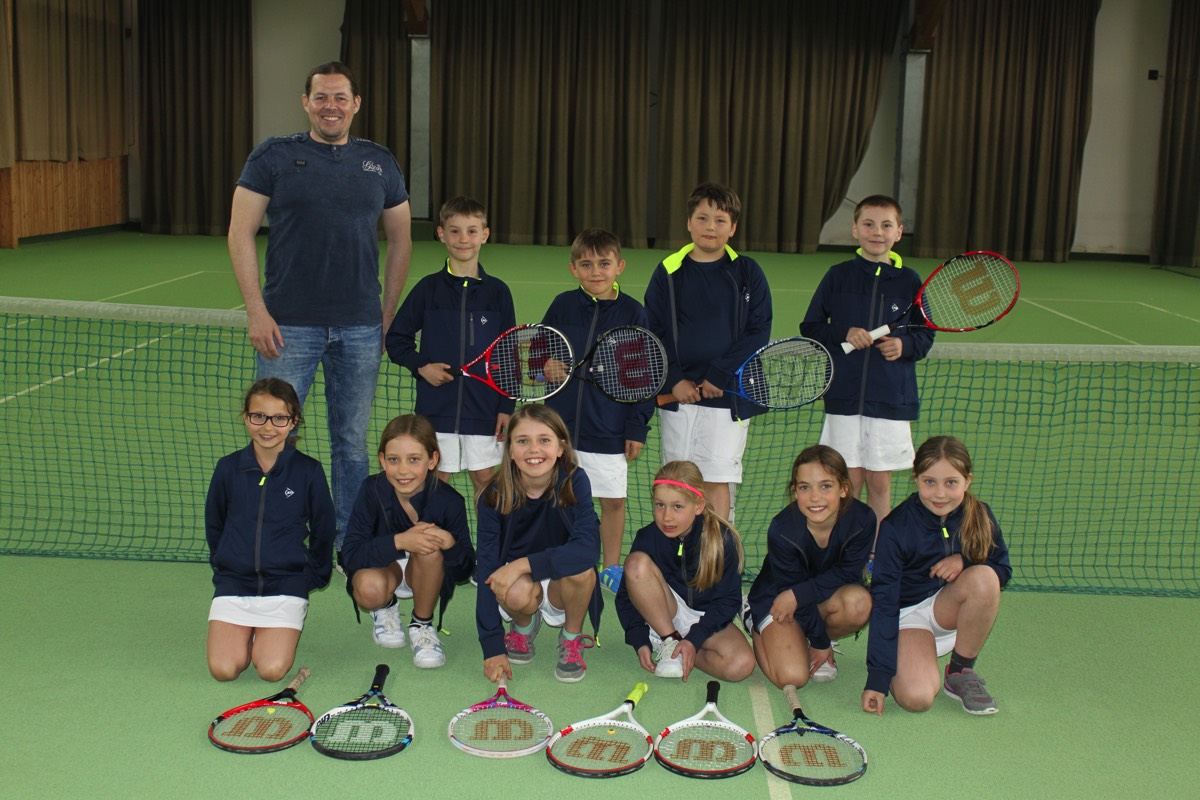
[460,324,575,401]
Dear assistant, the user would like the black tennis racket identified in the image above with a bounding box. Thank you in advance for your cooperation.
[447,680,554,758]
[571,325,667,403]
[545,682,653,778]
[840,250,1019,353]
[757,684,866,786]
[310,664,414,760]
[208,667,313,754]
[654,681,757,779]
[657,336,833,410]
[461,324,574,401]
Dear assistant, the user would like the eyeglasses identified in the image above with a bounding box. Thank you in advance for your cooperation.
[245,412,294,428]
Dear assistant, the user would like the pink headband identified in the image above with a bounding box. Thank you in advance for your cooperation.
[654,478,704,498]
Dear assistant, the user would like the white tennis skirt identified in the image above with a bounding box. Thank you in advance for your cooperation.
[209,595,309,630]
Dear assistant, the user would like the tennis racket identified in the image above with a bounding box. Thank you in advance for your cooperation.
[461,323,574,401]
[657,336,833,410]
[545,682,652,778]
[840,250,1019,353]
[447,680,554,758]
[310,664,414,760]
[757,684,866,786]
[208,667,313,754]
[570,325,667,403]
[654,681,757,778]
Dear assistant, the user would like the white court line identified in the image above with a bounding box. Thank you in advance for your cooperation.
[1,333,176,406]
[100,271,207,302]
[1137,302,1200,326]
[1019,298,1139,344]
[748,675,793,800]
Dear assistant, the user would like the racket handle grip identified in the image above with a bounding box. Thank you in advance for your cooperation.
[841,324,891,354]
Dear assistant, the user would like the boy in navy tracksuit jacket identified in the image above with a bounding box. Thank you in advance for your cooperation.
[644,183,772,522]
[385,197,516,497]
[541,229,654,594]
[800,195,934,528]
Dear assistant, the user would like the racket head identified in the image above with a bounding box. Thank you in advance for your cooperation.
[463,324,575,401]
[310,664,414,760]
[581,325,667,403]
[447,681,554,758]
[653,682,757,779]
[208,667,314,754]
[734,337,834,409]
[545,682,652,778]
[918,250,1019,332]
[757,686,866,786]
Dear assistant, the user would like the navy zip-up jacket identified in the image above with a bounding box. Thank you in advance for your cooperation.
[644,244,772,421]
[615,517,742,652]
[541,285,654,454]
[205,443,335,599]
[339,472,475,581]
[865,493,1012,695]
[800,253,934,421]
[385,261,517,435]
[475,466,601,658]
[746,499,875,650]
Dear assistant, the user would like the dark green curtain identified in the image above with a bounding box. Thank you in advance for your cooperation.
[339,0,412,176]
[653,0,901,252]
[915,0,1101,262]
[430,0,649,246]
[138,0,251,235]
[1151,0,1200,269]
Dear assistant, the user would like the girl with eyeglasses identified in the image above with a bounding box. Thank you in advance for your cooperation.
[204,377,335,682]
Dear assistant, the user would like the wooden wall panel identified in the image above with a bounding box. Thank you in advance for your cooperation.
[0,157,127,246]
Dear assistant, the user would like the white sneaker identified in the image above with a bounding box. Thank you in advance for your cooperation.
[811,660,838,683]
[652,637,684,678]
[410,624,446,668]
[370,603,407,648]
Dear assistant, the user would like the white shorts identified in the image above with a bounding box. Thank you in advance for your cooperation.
[898,591,957,657]
[209,595,308,631]
[576,450,628,499]
[821,414,914,472]
[393,556,413,599]
[437,432,503,473]
[659,404,749,483]
[647,586,705,647]
[498,577,567,628]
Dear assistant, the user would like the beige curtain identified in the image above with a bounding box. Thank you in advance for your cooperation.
[138,0,252,235]
[340,0,412,174]
[12,0,125,162]
[915,0,1100,262]
[653,0,901,252]
[431,0,650,246]
[1151,0,1200,269]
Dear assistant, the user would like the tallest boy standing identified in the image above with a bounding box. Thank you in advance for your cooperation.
[228,62,412,553]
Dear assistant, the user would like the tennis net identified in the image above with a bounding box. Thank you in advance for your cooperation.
[2,296,1197,597]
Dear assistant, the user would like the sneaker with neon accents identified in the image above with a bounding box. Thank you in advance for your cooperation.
[504,615,542,665]
[555,633,595,683]
[943,666,998,715]
[599,565,624,594]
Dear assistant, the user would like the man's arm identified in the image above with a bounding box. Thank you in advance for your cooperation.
[380,201,413,333]
[227,187,282,358]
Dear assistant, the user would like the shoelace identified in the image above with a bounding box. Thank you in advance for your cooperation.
[953,671,989,697]
[504,630,533,652]
[374,608,403,634]
[559,634,595,665]
[411,625,441,650]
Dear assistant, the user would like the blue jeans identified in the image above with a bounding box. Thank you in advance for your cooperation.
[257,325,381,549]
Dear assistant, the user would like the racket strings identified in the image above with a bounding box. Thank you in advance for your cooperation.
[547,722,650,773]
[450,705,552,755]
[656,723,756,772]
[588,328,666,402]
[759,729,865,783]
[921,254,1018,329]
[210,704,312,749]
[490,327,573,399]
[312,706,412,755]
[743,339,833,407]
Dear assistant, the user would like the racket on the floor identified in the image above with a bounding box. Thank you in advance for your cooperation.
[310,664,413,760]
[208,667,313,754]
[657,336,833,410]
[545,682,652,778]
[448,680,553,758]
[654,681,757,778]
[570,325,667,403]
[840,250,1019,353]
[461,323,574,401]
[757,684,866,786]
